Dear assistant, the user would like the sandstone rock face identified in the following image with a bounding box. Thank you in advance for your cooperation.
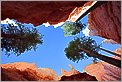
[113,47,121,60]
[1,62,97,81]
[88,1,121,43]
[1,62,37,71]
[114,47,121,56]
[68,1,94,22]
[1,67,40,81]
[59,65,97,81]
[2,1,120,43]
[61,69,80,76]
[1,1,87,26]
[84,62,121,81]
[1,62,58,81]
[84,48,121,81]
[102,39,118,44]
[60,73,97,81]
[37,68,59,81]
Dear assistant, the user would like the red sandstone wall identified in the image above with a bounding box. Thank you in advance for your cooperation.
[84,48,121,81]
[1,1,87,26]
[1,1,120,43]
[88,1,121,43]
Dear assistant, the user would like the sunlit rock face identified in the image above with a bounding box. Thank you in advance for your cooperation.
[68,1,94,22]
[102,39,118,44]
[1,1,87,26]
[37,68,59,81]
[1,62,58,81]
[84,62,121,81]
[88,1,121,44]
[1,62,97,81]
[61,69,80,76]
[1,67,40,81]
[113,47,121,60]
[84,48,121,81]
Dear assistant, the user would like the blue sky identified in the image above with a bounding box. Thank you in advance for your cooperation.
[1,16,120,75]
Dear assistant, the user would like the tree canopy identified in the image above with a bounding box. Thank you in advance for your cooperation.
[64,36,100,63]
[61,21,86,37]
[64,36,121,68]
[1,20,43,56]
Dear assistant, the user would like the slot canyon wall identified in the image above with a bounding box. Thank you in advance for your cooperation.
[88,1,121,44]
[1,1,121,43]
[1,1,121,81]
[1,1,87,26]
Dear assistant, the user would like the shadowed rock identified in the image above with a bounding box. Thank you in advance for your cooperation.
[59,73,97,81]
[1,1,87,26]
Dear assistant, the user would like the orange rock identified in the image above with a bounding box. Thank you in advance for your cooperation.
[84,62,121,81]
[1,62,58,81]
[60,64,97,81]
[37,68,59,81]
[1,62,37,71]
[84,48,121,81]
[61,64,80,77]
[61,69,80,76]
[88,1,121,43]
[1,62,97,81]
[68,1,94,22]
[114,47,121,55]
[112,47,121,60]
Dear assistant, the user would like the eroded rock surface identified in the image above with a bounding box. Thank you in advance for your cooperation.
[59,65,97,81]
[67,1,121,44]
[1,1,121,43]
[1,62,97,81]
[60,73,97,81]
[84,48,121,81]
[88,1,121,43]
[1,62,58,81]
[1,1,87,26]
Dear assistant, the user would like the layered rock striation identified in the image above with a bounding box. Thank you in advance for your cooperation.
[88,1,121,43]
[84,62,121,81]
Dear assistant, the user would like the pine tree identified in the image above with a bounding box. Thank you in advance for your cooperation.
[64,36,121,68]
[1,21,43,56]
[61,21,86,37]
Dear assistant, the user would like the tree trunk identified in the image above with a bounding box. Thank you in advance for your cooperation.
[99,47,121,57]
[75,1,106,22]
[90,44,121,57]
[79,47,121,68]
